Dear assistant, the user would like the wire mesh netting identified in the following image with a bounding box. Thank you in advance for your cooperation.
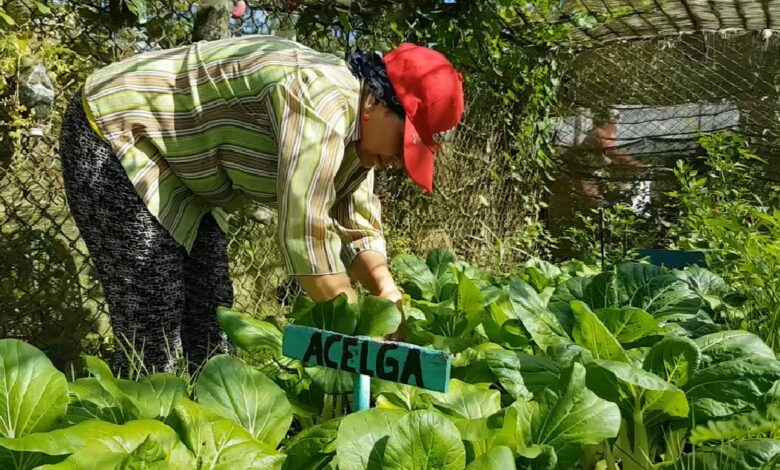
[546,30,780,256]
[2,3,779,368]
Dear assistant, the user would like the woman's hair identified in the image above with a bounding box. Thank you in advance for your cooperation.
[347,50,406,118]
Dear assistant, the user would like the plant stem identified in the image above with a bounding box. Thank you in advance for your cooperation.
[603,439,617,469]
[633,405,650,469]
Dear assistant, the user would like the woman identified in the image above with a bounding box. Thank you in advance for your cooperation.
[59,34,464,376]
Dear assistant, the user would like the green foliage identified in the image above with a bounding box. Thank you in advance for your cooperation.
[4,245,780,469]
[669,132,780,349]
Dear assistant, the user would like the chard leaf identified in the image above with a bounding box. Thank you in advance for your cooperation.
[0,419,195,469]
[381,411,466,470]
[419,380,501,441]
[586,360,689,426]
[392,255,437,301]
[592,307,660,344]
[523,258,563,292]
[425,249,458,300]
[507,277,569,353]
[484,349,560,399]
[656,439,780,470]
[615,263,701,318]
[117,373,187,421]
[642,336,701,386]
[684,357,780,421]
[194,355,292,448]
[336,408,406,470]
[673,267,730,312]
[0,339,68,438]
[292,294,358,335]
[571,301,628,362]
[455,268,485,333]
[465,446,516,469]
[690,405,780,444]
[493,363,620,469]
[283,418,340,470]
[548,272,617,335]
[172,398,285,469]
[354,296,402,337]
[695,330,775,367]
[217,307,283,357]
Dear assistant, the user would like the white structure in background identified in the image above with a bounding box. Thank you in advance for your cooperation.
[554,103,741,215]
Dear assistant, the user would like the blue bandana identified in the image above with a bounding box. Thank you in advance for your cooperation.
[347,50,406,119]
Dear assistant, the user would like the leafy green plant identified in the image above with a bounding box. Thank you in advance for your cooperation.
[670,131,780,349]
[2,250,780,469]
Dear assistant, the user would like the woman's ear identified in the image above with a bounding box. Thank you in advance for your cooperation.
[365,94,388,113]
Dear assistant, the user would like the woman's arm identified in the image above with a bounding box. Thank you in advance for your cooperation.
[295,273,358,302]
[349,250,402,302]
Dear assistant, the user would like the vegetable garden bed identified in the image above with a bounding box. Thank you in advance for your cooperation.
[1,250,779,469]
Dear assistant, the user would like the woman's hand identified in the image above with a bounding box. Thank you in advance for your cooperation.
[377,285,403,303]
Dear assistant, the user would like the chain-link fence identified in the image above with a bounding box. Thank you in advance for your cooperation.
[546,30,780,257]
[3,2,779,369]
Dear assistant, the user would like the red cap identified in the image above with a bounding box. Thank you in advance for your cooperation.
[384,44,465,192]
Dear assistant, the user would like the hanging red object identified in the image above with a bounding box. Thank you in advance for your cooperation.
[231,0,246,19]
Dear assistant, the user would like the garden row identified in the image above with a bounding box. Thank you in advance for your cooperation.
[0,250,778,469]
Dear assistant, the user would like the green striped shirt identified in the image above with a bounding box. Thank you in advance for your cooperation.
[83,35,385,275]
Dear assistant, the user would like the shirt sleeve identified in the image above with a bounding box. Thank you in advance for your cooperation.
[332,169,387,269]
[267,75,351,276]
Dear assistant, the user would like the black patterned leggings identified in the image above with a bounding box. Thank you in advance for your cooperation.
[59,92,233,377]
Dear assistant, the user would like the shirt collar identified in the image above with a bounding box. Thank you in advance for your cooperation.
[349,82,363,143]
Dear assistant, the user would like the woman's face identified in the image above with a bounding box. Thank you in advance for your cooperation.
[357,95,405,171]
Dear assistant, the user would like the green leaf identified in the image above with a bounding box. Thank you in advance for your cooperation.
[507,277,569,353]
[656,439,780,470]
[0,419,195,469]
[484,349,560,399]
[392,255,437,301]
[32,1,50,15]
[194,355,292,448]
[455,267,485,333]
[642,336,700,386]
[592,307,660,344]
[0,419,129,456]
[123,0,146,21]
[283,418,340,470]
[548,272,616,335]
[0,9,17,26]
[118,373,187,420]
[82,356,126,407]
[426,249,458,300]
[336,408,406,470]
[292,294,358,335]
[523,258,563,292]
[381,411,466,470]
[684,357,780,421]
[690,405,780,444]
[419,380,502,441]
[172,398,285,469]
[67,378,125,424]
[493,363,620,469]
[498,320,529,350]
[571,301,627,362]
[354,296,402,337]
[615,263,702,317]
[695,330,775,367]
[217,307,283,357]
[372,380,428,411]
[465,446,516,469]
[673,267,730,311]
[306,367,354,394]
[586,360,689,425]
[0,339,68,438]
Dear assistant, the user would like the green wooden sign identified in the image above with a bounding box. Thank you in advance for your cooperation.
[283,325,451,393]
